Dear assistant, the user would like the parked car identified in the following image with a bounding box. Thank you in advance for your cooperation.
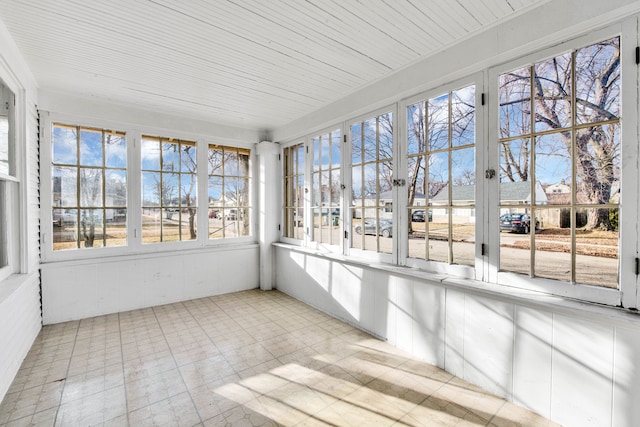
[411,209,433,222]
[52,209,76,226]
[226,209,237,221]
[500,213,539,234]
[355,219,393,238]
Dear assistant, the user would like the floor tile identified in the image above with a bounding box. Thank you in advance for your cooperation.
[128,391,201,427]
[0,289,560,427]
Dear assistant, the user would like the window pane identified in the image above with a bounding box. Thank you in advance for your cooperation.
[575,207,618,287]
[52,125,77,165]
[534,207,570,282]
[499,67,531,138]
[105,133,126,168]
[180,143,197,173]
[79,168,103,208]
[575,37,620,125]
[452,210,474,266]
[181,208,197,241]
[142,207,161,244]
[312,173,320,207]
[429,208,449,263]
[452,85,475,147]
[80,129,103,167]
[451,148,474,205]
[164,173,179,207]
[534,54,572,131]
[352,165,363,202]
[500,210,531,276]
[105,170,126,206]
[141,138,160,170]
[407,156,426,205]
[500,139,531,205]
[162,142,180,172]
[407,102,425,156]
[331,130,340,166]
[52,207,77,250]
[142,172,161,206]
[331,169,340,205]
[210,143,250,241]
[351,122,362,164]
[224,149,239,176]
[181,173,197,207]
[575,124,620,206]
[363,163,377,198]
[535,134,571,205]
[53,166,77,207]
[363,118,377,163]
[80,208,105,248]
[429,152,448,203]
[312,136,321,172]
[208,146,223,175]
[105,208,126,247]
[239,150,250,176]
[428,93,449,151]
[0,91,9,175]
[379,113,393,160]
[408,208,427,260]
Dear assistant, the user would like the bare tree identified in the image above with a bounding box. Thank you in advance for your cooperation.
[499,38,620,230]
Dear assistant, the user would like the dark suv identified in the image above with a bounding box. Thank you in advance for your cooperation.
[500,213,538,234]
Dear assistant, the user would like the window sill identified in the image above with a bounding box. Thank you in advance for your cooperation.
[41,241,259,267]
[0,273,38,306]
[273,242,640,328]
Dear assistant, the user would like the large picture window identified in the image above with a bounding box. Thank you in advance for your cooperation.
[141,136,197,244]
[407,85,476,266]
[51,124,127,250]
[498,37,620,288]
[207,144,251,239]
[350,112,393,254]
[283,143,305,240]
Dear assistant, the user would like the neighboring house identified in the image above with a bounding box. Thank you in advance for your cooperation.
[429,181,547,223]
[544,179,571,194]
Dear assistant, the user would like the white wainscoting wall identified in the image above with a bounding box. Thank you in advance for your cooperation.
[41,244,259,324]
[274,244,640,427]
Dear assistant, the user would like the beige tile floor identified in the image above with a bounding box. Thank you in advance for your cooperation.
[0,289,559,426]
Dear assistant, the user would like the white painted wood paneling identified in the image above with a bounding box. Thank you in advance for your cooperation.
[612,325,640,426]
[0,0,546,130]
[0,274,41,401]
[444,288,466,378]
[412,283,446,367]
[41,245,260,324]
[394,275,414,355]
[513,306,553,419]
[274,246,640,427]
[551,315,615,427]
[463,295,514,399]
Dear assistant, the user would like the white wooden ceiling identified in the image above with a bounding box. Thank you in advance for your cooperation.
[0,0,545,131]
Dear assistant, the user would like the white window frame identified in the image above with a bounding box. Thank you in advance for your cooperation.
[486,22,636,307]
[397,74,485,281]
[345,104,398,265]
[0,70,24,282]
[307,125,345,254]
[41,112,256,262]
[280,139,307,246]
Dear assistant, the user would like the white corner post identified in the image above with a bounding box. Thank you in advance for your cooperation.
[256,141,280,291]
